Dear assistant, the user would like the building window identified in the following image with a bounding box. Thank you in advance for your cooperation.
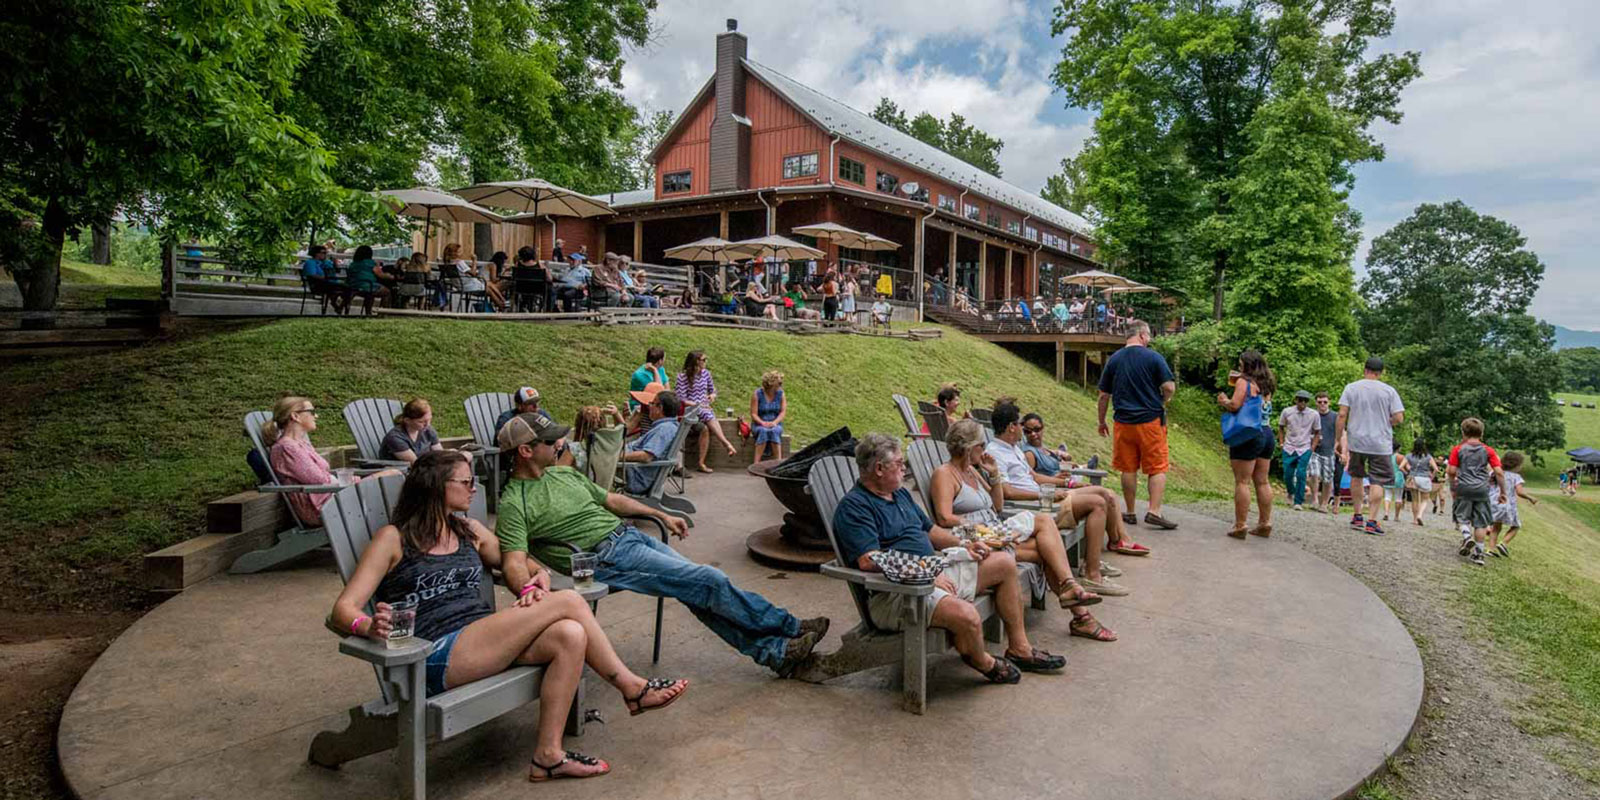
[908,186,929,203]
[1070,241,1082,255]
[1025,226,1038,241]
[938,194,955,211]
[1007,221,1021,234]
[964,203,980,220]
[987,210,1001,228]
[839,157,866,185]
[662,170,692,194]
[782,152,819,179]
[876,170,899,194]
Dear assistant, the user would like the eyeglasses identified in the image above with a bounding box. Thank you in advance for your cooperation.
[1023,426,1043,434]
[446,475,478,491]
[294,407,317,416]
[879,459,907,472]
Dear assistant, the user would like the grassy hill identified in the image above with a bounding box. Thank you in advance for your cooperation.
[0,318,1234,613]
[1524,391,1600,486]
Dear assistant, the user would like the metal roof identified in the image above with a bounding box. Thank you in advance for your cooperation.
[603,188,657,208]
[741,58,1093,237]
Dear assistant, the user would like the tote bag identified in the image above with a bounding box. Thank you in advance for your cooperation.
[1220,382,1264,446]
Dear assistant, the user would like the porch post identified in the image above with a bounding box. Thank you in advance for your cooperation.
[978,240,987,301]
[719,209,729,240]
[913,213,926,322]
[1056,342,1066,383]
[1003,246,1012,299]
[632,220,643,261]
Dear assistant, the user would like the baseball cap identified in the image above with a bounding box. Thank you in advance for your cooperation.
[496,412,570,450]
[629,381,666,407]
[514,387,540,405]
[1294,389,1312,401]
[1364,356,1384,373]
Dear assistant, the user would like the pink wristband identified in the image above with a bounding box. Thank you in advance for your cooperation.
[519,583,536,597]
[351,616,368,635]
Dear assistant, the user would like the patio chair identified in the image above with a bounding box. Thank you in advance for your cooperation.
[791,456,1009,714]
[890,394,929,441]
[396,270,429,309]
[462,392,513,513]
[343,398,411,468]
[916,401,949,441]
[307,475,605,800]
[585,274,616,310]
[229,410,340,574]
[970,407,993,427]
[510,265,551,312]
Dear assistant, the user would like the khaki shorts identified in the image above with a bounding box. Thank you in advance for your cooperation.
[867,549,978,631]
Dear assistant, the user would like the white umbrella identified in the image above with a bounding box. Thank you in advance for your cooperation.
[725,234,825,261]
[1100,281,1160,295]
[1060,269,1138,291]
[457,179,615,261]
[663,237,739,263]
[790,222,901,251]
[380,187,504,260]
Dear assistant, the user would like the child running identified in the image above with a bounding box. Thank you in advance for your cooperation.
[1487,451,1537,557]
[1447,417,1508,567]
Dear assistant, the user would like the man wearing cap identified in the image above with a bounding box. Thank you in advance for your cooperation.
[622,389,681,494]
[495,387,552,438]
[494,412,829,676]
[1278,390,1320,510]
[1335,357,1406,536]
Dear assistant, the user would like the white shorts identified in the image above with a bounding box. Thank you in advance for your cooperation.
[1309,452,1336,481]
[1492,503,1520,528]
[1384,486,1403,502]
[867,547,978,631]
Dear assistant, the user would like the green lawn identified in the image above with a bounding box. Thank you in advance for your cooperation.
[0,318,1234,612]
[1522,391,1600,486]
[59,258,161,287]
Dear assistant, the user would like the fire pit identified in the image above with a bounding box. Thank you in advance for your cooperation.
[745,428,856,570]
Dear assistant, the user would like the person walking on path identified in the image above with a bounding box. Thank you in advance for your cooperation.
[1307,392,1341,513]
[1217,350,1277,539]
[1334,356,1405,536]
[1097,321,1179,529]
[1406,439,1438,527]
[1277,390,1319,510]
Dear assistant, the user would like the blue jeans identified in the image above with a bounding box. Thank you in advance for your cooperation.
[1282,449,1311,505]
[593,527,799,668]
[631,294,660,308]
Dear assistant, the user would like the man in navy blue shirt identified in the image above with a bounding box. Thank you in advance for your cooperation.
[832,433,1065,681]
[1097,321,1179,529]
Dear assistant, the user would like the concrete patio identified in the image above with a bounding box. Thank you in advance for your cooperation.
[59,471,1422,800]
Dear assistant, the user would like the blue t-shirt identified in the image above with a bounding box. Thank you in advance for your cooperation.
[302,258,335,280]
[625,417,679,494]
[832,484,934,570]
[1098,344,1175,425]
[561,264,591,288]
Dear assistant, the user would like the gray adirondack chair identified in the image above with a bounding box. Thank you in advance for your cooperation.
[343,398,411,467]
[916,400,950,441]
[792,456,1009,714]
[462,392,513,512]
[890,394,928,440]
[230,410,340,574]
[970,407,993,427]
[619,416,697,663]
[308,474,605,800]
[903,438,1049,608]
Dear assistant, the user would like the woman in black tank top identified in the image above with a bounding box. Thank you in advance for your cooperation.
[329,451,689,782]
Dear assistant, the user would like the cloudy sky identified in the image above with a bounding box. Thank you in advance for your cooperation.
[617,0,1599,331]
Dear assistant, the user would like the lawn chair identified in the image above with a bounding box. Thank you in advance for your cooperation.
[462,392,512,512]
[903,438,1048,607]
[623,417,697,519]
[230,410,340,574]
[307,475,604,800]
[396,270,429,309]
[343,398,411,468]
[916,401,949,441]
[792,456,1009,714]
[970,407,993,427]
[891,394,929,441]
[510,265,551,312]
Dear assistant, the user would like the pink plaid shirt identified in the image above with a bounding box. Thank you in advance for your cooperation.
[270,435,334,525]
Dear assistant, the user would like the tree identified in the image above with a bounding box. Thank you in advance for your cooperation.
[1040,153,1094,218]
[1559,347,1600,393]
[1051,0,1421,324]
[870,99,1005,176]
[1361,201,1565,455]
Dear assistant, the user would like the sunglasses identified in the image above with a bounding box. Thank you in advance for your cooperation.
[446,475,479,490]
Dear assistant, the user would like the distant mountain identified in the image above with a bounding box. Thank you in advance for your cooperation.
[1552,324,1600,350]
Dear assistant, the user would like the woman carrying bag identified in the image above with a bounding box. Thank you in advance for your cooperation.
[1217,350,1277,539]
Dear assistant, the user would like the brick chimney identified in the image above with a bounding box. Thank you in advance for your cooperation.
[709,19,750,192]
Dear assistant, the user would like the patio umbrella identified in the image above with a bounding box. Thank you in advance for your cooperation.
[455,179,615,259]
[790,222,901,251]
[664,236,739,263]
[1100,281,1160,295]
[1060,269,1137,290]
[725,234,825,261]
[380,187,504,261]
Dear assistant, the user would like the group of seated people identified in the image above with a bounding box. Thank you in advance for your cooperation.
[554,247,670,312]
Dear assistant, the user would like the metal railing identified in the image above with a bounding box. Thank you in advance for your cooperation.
[923,280,1173,337]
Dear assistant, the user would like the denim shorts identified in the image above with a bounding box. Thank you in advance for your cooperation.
[425,629,464,696]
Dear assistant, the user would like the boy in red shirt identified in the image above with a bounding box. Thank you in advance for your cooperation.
[1446,417,1508,567]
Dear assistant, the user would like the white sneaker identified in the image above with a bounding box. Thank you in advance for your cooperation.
[1099,562,1123,578]
[1294,504,1304,511]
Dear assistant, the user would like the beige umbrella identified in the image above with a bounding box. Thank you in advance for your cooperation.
[790,221,901,251]
[725,234,825,261]
[663,236,739,263]
[380,187,505,260]
[1100,281,1160,295]
[457,179,615,259]
[1060,269,1138,291]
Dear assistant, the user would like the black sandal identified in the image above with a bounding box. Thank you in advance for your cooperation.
[626,677,689,716]
[981,656,1022,684]
[529,750,608,782]
[1005,647,1066,673]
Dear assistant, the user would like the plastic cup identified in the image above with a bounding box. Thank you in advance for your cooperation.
[1040,486,1056,513]
[570,553,597,588]
[335,467,356,486]
[387,600,417,645]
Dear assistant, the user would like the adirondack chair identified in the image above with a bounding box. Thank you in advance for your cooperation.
[231,410,342,574]
[792,456,1010,714]
[308,475,606,800]
[622,417,697,519]
[462,392,513,512]
[916,401,949,441]
[890,394,928,441]
[970,407,993,427]
[903,438,1049,608]
[343,398,411,468]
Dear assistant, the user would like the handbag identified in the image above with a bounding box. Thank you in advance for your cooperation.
[1220,383,1264,446]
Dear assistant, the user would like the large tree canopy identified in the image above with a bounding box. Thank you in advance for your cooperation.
[1361,201,1564,456]
[1051,0,1420,375]
[870,98,1006,177]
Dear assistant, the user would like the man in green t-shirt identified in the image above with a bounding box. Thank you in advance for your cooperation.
[628,346,670,410]
[494,412,829,676]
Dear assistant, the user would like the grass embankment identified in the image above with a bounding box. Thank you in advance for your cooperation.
[0,259,162,310]
[1524,391,1600,485]
[0,318,1233,613]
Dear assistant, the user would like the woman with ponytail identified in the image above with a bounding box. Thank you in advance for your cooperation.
[263,396,398,525]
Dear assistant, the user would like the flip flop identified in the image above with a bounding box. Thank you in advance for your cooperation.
[1227,526,1248,539]
[529,751,609,782]
[1249,524,1272,538]
[626,677,689,716]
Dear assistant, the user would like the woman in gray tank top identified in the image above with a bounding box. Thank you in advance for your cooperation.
[926,420,1120,641]
[329,451,689,781]
[1406,439,1438,527]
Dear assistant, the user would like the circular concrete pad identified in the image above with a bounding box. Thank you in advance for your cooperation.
[745,525,831,570]
[60,474,1421,800]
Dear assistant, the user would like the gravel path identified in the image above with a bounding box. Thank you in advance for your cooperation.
[1180,500,1593,799]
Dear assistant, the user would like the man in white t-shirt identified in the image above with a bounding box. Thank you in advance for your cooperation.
[1277,390,1320,510]
[1334,356,1405,536]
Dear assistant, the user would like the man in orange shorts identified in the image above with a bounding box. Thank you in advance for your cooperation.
[1097,321,1179,529]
